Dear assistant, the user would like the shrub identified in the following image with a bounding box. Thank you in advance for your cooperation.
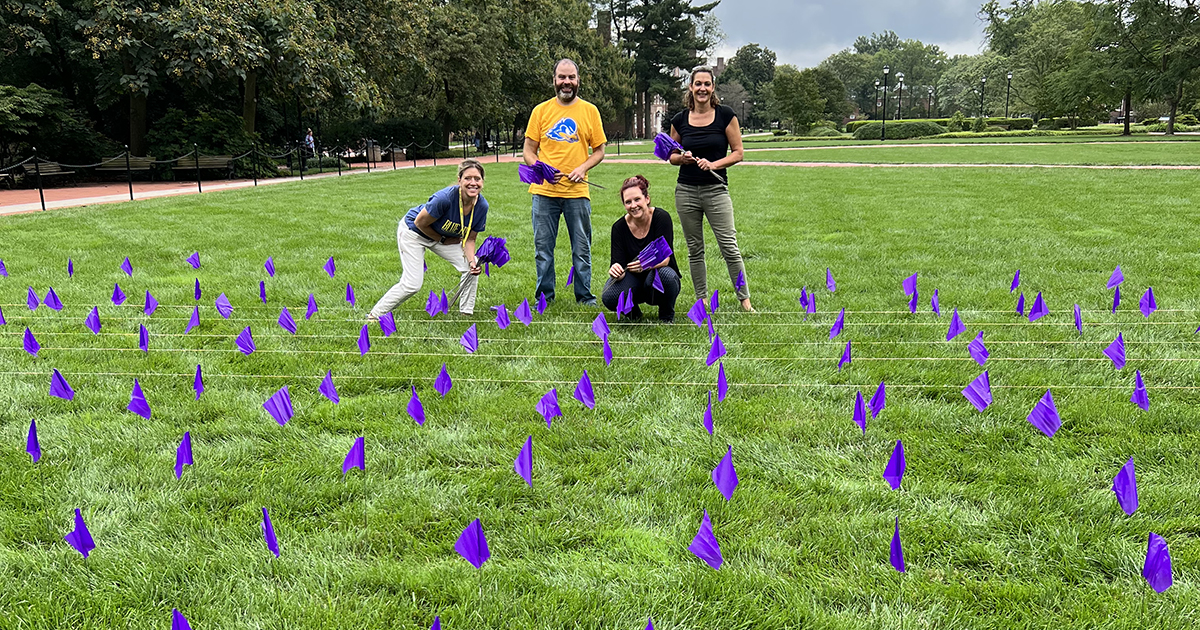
[1037,117,1060,130]
[948,111,966,132]
[1002,118,1034,130]
[806,126,842,137]
[772,129,788,136]
[1176,114,1199,126]
[145,108,274,180]
[971,117,987,133]
[845,120,872,133]
[1143,122,1199,133]
[851,121,948,140]
[0,84,118,166]
[304,156,349,170]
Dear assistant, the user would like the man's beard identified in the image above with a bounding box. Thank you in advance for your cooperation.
[557,84,578,101]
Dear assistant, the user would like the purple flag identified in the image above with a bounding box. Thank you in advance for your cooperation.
[215,293,232,319]
[838,340,851,371]
[1143,533,1173,593]
[592,312,610,340]
[431,617,441,630]
[1016,292,1024,315]
[1107,265,1124,289]
[907,290,917,314]
[319,370,339,404]
[278,307,297,335]
[1028,292,1048,322]
[704,390,714,435]
[460,324,478,353]
[946,308,965,341]
[27,418,41,463]
[615,289,627,320]
[652,132,684,160]
[1074,304,1082,334]
[1131,370,1149,411]
[712,445,738,501]
[565,266,574,286]
[455,518,490,568]
[1010,269,1020,293]
[233,326,254,355]
[537,292,548,315]
[603,336,613,365]
[342,437,365,474]
[185,306,199,334]
[23,327,39,357]
[1112,286,1120,313]
[687,299,708,329]
[537,388,562,427]
[424,290,441,317]
[408,385,425,425]
[0,305,5,325]
[67,258,73,277]
[931,289,940,316]
[50,368,74,400]
[120,256,133,277]
[127,378,151,419]
[883,440,905,490]
[869,381,886,419]
[357,324,370,356]
[1112,457,1138,516]
[962,371,991,411]
[515,299,533,326]
[0,259,6,277]
[306,293,318,320]
[799,287,809,313]
[439,287,449,312]
[324,257,336,278]
[138,323,149,353]
[27,286,40,311]
[968,331,988,365]
[1103,334,1125,369]
[688,510,723,570]
[890,518,905,573]
[830,308,845,339]
[112,283,126,306]
[193,364,203,399]
[652,270,664,293]
[1026,389,1060,437]
[574,370,595,408]
[261,507,280,558]
[175,431,193,479]
[717,362,728,402]
[263,386,293,425]
[1139,287,1157,317]
[379,311,396,337]
[435,364,453,397]
[64,508,95,557]
[143,291,158,316]
[902,273,917,296]
[707,334,726,366]
[852,390,866,433]
[826,267,836,292]
[194,278,201,301]
[707,316,716,341]
[493,304,511,330]
[514,435,533,487]
[265,257,275,277]
[711,289,719,313]
[259,281,267,304]
[172,609,192,630]
[476,236,511,270]
[346,283,356,307]
[186,252,200,269]
[44,287,63,311]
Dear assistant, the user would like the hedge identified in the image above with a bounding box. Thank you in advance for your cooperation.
[852,121,948,140]
[846,117,1032,133]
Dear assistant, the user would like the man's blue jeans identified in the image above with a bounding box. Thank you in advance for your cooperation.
[532,194,595,304]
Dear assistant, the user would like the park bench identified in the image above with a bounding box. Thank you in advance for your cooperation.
[21,161,75,186]
[96,155,156,175]
[173,155,234,179]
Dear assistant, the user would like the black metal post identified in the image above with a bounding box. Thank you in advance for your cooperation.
[874,82,879,119]
[298,141,304,180]
[927,89,933,119]
[194,144,202,193]
[393,143,398,170]
[337,147,342,176]
[317,143,323,174]
[897,82,903,120]
[1005,72,1012,119]
[979,77,987,119]
[365,141,372,173]
[125,145,134,201]
[411,144,417,169]
[881,67,889,141]
[252,143,258,186]
[32,148,45,212]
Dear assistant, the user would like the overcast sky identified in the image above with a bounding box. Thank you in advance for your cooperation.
[710,0,988,68]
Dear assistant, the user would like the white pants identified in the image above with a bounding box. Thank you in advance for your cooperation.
[369,223,478,316]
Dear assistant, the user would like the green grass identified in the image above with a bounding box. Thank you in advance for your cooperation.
[736,141,1200,166]
[3,160,1200,629]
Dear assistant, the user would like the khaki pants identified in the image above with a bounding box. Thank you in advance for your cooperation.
[675,182,749,301]
[369,223,478,316]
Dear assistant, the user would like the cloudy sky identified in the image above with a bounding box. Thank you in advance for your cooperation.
[710,0,988,68]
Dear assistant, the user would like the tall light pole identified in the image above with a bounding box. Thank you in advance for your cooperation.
[1005,71,1013,119]
[979,76,987,119]
[927,87,934,119]
[874,80,880,119]
[896,72,904,120]
[741,100,748,129]
[881,65,889,141]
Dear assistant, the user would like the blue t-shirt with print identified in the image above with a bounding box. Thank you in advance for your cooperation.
[404,185,489,239]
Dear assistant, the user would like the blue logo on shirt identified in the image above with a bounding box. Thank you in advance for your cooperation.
[546,118,579,143]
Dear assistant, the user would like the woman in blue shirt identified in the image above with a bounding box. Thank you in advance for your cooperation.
[368,159,488,317]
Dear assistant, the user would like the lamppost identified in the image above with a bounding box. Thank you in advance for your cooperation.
[979,76,987,119]
[874,80,880,119]
[1005,71,1013,119]
[927,87,934,119]
[881,65,889,141]
[896,72,904,120]
[742,100,754,130]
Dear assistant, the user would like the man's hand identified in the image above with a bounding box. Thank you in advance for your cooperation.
[609,263,625,279]
[566,166,588,183]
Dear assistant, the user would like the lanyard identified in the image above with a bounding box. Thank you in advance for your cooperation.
[458,186,476,252]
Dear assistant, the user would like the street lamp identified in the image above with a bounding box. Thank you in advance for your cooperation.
[979,76,987,119]
[896,72,905,120]
[874,80,880,119]
[1005,71,1013,119]
[881,65,889,141]
[742,100,754,131]
[927,87,934,119]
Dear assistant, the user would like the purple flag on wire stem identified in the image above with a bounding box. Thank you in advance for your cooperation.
[883,440,906,490]
[710,289,719,313]
[343,437,365,474]
[1026,389,1061,437]
[946,308,965,341]
[652,132,684,160]
[1016,292,1025,315]
[645,618,654,630]
[439,290,449,315]
[1108,265,1124,289]
[143,290,158,316]
[435,364,453,397]
[265,257,275,277]
[112,283,126,306]
[592,312,610,340]
[0,305,6,326]
[493,304,511,330]
[869,381,886,419]
[717,362,728,402]
[830,308,845,339]
[358,324,370,356]
[431,618,441,630]
[476,236,511,270]
[215,293,232,319]
[1112,286,1120,313]
[319,370,339,404]
[515,299,533,326]
[185,306,199,334]
[704,390,714,435]
[461,324,478,353]
[27,419,41,463]
[407,385,426,425]
[1028,292,1048,322]
[64,508,95,558]
[518,163,543,184]
[261,507,280,558]
[44,287,62,311]
[603,336,613,366]
[852,390,867,433]
[187,252,200,269]
[50,369,75,400]
[712,445,739,501]
[707,316,716,341]
[278,307,297,335]
[455,518,490,568]
[707,334,726,366]
[23,327,39,357]
[1074,304,1082,334]
[687,299,708,329]
[902,273,917,296]
[235,326,255,355]
[688,510,723,570]
[962,371,992,411]
[259,281,267,304]
[1113,457,1138,516]
[826,267,836,292]
[890,518,905,573]
[138,324,149,353]
[0,259,6,277]
[324,256,336,278]
[27,286,39,311]
[194,279,201,301]
[172,609,192,630]
[1144,533,1173,593]
[379,311,396,337]
[68,258,73,277]
[514,435,533,487]
[263,386,293,426]
[193,364,203,400]
[306,293,318,320]
[838,340,852,371]
[566,266,575,287]
[1010,269,1020,293]
[537,388,562,427]
[969,331,989,366]
[736,270,747,292]
[175,431,193,479]
[1104,334,1126,369]
[652,270,664,293]
[346,283,356,307]
[127,378,151,419]
[537,292,548,315]
[931,289,940,316]
[574,370,595,408]
[799,287,809,314]
[636,236,673,269]
[121,256,133,277]
[1132,370,1149,411]
[907,290,918,314]
[1140,287,1157,317]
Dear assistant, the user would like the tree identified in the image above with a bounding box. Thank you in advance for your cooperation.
[854,31,902,55]
[764,64,823,131]
[719,43,776,98]
[806,66,851,121]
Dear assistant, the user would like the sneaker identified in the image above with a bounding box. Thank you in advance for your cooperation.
[579,299,599,308]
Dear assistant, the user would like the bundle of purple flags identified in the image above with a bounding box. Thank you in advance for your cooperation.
[636,236,673,270]
[652,132,684,161]
[475,236,511,274]
[518,161,562,185]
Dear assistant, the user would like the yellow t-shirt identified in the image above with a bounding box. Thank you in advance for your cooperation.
[527,97,607,199]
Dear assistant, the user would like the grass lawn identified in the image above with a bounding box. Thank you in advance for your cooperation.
[738,140,1200,166]
[2,159,1200,629]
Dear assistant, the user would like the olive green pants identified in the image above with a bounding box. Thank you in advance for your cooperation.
[674,182,749,302]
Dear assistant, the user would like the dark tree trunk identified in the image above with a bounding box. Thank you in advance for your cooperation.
[1123,89,1131,136]
[129,90,148,156]
[243,70,258,134]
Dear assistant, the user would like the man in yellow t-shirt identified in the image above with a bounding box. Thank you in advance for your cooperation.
[523,58,607,306]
